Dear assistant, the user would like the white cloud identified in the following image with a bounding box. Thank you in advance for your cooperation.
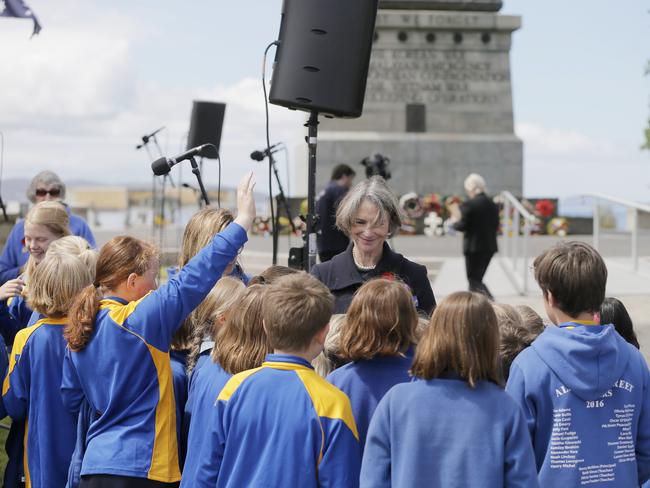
[516,122,650,200]
[0,1,306,194]
[516,122,616,157]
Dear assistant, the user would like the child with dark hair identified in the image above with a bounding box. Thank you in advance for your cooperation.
[514,304,545,335]
[493,302,543,381]
[193,273,360,487]
[361,291,538,487]
[507,242,650,486]
[599,297,640,349]
[327,278,417,452]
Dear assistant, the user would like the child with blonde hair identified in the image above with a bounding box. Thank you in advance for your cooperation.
[181,284,270,483]
[185,277,245,375]
[312,313,346,377]
[3,248,97,487]
[361,292,538,487]
[169,207,250,465]
[0,201,71,344]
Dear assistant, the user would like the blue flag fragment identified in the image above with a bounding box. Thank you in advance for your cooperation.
[0,0,42,37]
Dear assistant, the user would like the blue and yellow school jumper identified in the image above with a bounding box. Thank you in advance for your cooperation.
[60,223,247,483]
[2,317,77,488]
[191,354,361,488]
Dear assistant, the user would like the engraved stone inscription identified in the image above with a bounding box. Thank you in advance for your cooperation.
[365,49,510,106]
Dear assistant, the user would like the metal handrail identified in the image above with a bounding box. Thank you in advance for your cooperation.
[499,191,537,295]
[582,193,650,272]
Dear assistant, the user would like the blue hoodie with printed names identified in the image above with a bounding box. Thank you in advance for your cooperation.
[506,323,650,487]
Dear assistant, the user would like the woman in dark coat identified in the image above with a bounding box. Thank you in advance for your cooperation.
[311,176,436,316]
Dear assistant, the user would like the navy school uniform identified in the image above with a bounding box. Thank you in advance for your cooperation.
[326,347,414,453]
[506,322,650,487]
[2,317,77,488]
[361,377,539,488]
[170,349,189,469]
[0,293,36,347]
[60,223,247,484]
[192,354,361,488]
[180,358,232,485]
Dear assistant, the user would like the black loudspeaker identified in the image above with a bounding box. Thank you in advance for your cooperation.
[269,0,379,118]
[187,101,226,158]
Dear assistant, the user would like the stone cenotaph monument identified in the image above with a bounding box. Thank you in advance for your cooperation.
[312,0,522,196]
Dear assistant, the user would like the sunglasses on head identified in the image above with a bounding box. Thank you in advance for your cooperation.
[35,188,61,197]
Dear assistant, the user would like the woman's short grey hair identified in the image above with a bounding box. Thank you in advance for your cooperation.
[464,173,486,194]
[26,171,66,203]
[336,176,402,236]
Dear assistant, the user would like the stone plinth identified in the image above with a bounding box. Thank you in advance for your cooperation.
[379,0,502,12]
[308,7,522,197]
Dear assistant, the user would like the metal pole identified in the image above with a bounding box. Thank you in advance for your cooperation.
[522,218,530,294]
[503,197,511,258]
[305,112,319,272]
[631,209,638,271]
[513,209,519,271]
[592,199,600,251]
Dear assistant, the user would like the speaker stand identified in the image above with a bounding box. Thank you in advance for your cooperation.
[304,111,320,272]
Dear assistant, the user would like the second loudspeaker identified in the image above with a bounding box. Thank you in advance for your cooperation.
[187,101,226,158]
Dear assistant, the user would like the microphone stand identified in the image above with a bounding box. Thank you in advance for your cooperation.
[137,129,166,247]
[189,157,210,206]
[269,151,296,266]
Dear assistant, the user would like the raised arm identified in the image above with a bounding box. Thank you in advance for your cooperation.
[126,172,256,351]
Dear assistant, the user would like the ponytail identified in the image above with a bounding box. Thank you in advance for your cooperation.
[65,284,102,351]
[64,235,158,352]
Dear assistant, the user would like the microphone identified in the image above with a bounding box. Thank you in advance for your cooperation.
[250,143,283,162]
[151,144,213,176]
[136,127,165,150]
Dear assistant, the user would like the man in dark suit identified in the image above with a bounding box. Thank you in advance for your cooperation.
[316,164,356,262]
[450,173,500,299]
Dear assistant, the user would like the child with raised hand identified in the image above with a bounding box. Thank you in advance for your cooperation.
[170,208,248,468]
[181,284,269,484]
[3,249,98,488]
[327,278,417,452]
[168,207,248,470]
[60,172,256,488]
[361,291,539,488]
[506,242,650,486]
[193,273,360,488]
